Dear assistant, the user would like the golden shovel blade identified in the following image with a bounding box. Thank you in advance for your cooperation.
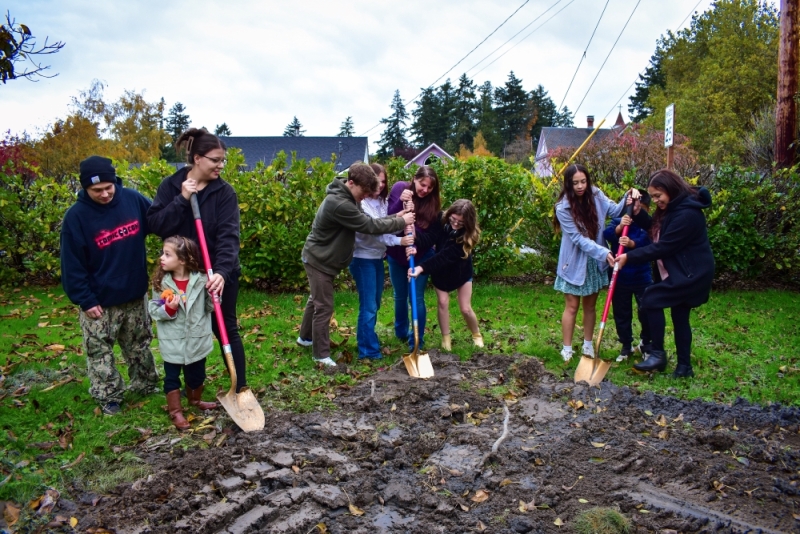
[573,355,612,386]
[217,386,265,432]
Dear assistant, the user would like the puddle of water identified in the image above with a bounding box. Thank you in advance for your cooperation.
[372,508,414,532]
[427,443,483,473]
[517,398,566,422]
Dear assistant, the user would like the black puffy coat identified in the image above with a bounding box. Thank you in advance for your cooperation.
[625,187,714,309]
[414,212,474,293]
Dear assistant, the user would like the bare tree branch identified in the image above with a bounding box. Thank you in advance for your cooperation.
[0,11,65,84]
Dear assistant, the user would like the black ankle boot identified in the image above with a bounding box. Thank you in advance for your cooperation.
[672,364,694,378]
[633,350,667,373]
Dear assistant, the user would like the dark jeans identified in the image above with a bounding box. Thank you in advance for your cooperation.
[211,270,247,391]
[299,262,336,360]
[646,303,693,366]
[612,283,652,349]
[163,359,208,394]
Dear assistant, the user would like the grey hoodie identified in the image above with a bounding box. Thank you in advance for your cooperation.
[302,178,407,276]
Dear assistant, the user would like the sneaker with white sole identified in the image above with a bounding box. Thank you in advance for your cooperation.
[582,343,595,358]
[561,347,574,362]
[314,357,337,367]
[636,342,652,358]
[616,347,634,362]
[296,337,313,347]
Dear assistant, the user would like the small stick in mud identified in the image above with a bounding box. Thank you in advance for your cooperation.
[491,403,511,454]
[370,380,375,397]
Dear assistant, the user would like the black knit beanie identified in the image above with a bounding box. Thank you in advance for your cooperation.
[79,156,116,189]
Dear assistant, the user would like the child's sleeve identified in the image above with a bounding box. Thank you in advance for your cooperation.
[148,291,176,321]
[603,219,620,249]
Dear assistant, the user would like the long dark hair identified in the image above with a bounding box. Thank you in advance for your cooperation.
[554,164,599,238]
[175,128,227,165]
[369,163,389,201]
[647,169,696,239]
[152,236,203,292]
[442,199,480,258]
[409,165,442,229]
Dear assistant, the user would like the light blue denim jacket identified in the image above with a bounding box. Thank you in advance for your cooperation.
[555,187,626,286]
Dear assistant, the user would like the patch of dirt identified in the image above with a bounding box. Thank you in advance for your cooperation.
[56,352,800,533]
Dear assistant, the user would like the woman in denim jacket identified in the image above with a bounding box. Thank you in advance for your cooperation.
[553,164,637,362]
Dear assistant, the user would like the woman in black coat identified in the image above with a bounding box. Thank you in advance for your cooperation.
[616,169,714,378]
[147,128,248,393]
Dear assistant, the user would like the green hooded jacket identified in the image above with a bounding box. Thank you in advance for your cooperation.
[148,271,214,365]
[302,178,407,276]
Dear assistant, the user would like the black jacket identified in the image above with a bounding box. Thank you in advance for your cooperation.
[626,187,714,309]
[61,179,152,310]
[146,168,240,281]
[415,212,474,292]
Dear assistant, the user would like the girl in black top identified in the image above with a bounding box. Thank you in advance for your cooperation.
[408,199,483,351]
[615,169,714,378]
[147,128,248,392]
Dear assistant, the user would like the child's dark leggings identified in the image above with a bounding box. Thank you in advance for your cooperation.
[163,359,207,394]
[646,303,693,366]
[612,283,652,349]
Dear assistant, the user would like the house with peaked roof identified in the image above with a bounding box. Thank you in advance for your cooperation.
[404,143,454,168]
[534,113,626,176]
[219,136,369,171]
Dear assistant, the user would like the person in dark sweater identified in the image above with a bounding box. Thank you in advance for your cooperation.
[407,199,484,351]
[61,155,160,415]
[615,169,715,378]
[299,164,415,366]
[146,128,248,394]
[603,191,653,362]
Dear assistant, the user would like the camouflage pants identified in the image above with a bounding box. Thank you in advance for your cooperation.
[79,297,160,404]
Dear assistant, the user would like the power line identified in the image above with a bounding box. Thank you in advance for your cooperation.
[426,0,531,90]
[602,0,705,122]
[358,0,534,137]
[465,0,565,77]
[557,0,610,112]
[573,0,642,117]
[471,0,577,78]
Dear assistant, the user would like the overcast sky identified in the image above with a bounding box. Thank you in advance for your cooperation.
[3,0,716,149]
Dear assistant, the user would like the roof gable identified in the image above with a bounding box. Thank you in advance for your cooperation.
[405,143,454,168]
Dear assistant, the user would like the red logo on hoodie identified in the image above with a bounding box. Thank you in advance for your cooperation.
[95,221,140,249]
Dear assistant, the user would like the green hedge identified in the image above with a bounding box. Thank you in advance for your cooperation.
[1,154,798,288]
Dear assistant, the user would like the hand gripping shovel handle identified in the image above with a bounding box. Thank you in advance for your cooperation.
[596,195,634,353]
[190,194,234,382]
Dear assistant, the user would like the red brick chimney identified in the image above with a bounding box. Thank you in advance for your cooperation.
[587,115,594,128]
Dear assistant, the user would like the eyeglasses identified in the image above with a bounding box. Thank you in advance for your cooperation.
[449,216,464,227]
[202,155,227,166]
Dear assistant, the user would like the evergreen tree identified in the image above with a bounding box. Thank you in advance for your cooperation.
[494,71,529,148]
[283,116,305,137]
[214,123,232,136]
[555,105,574,127]
[447,74,478,153]
[527,85,561,144]
[410,86,442,148]
[628,42,666,123]
[337,116,355,137]
[476,81,502,154]
[378,90,409,158]
[165,102,190,143]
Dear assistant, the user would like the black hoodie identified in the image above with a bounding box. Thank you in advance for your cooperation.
[626,187,715,309]
[60,179,152,311]
[146,167,240,281]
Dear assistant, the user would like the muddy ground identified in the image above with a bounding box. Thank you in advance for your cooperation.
[48,352,800,533]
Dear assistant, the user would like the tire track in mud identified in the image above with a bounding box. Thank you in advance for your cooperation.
[68,352,799,533]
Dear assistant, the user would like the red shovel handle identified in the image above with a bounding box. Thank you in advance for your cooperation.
[190,193,229,347]
[599,195,634,324]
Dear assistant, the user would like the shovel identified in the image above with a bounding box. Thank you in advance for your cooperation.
[191,194,265,432]
[403,253,434,378]
[574,195,632,386]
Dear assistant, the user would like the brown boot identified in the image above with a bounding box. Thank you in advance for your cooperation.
[166,390,190,431]
[187,384,219,411]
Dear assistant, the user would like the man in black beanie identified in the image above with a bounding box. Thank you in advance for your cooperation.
[61,156,160,415]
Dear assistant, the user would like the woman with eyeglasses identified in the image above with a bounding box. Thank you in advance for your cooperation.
[407,199,483,351]
[386,165,442,352]
[147,128,249,395]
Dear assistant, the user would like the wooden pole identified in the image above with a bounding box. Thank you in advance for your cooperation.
[775,0,799,168]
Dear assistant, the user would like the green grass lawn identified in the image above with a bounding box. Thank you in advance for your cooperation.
[1,283,798,506]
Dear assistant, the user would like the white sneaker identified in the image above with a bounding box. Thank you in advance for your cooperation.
[314,357,337,367]
[296,337,313,347]
[561,347,574,362]
[582,343,595,358]
[616,347,634,363]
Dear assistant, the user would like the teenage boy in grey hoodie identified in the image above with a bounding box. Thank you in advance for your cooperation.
[298,164,415,366]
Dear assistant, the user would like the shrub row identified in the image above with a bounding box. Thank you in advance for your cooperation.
[1,154,797,288]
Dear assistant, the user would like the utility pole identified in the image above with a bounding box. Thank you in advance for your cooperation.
[775,0,799,168]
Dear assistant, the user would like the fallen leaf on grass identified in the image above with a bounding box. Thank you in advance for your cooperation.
[672,413,684,422]
[4,502,20,526]
[471,489,490,503]
[567,399,584,410]
[202,431,216,444]
[476,520,487,531]
[639,509,650,514]
[499,478,514,487]
[348,503,365,516]
[657,430,669,440]
[644,410,653,416]
[70,517,78,527]
[459,503,470,511]
[655,415,668,427]
[44,344,66,352]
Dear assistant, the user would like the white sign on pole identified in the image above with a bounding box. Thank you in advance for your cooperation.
[664,103,675,148]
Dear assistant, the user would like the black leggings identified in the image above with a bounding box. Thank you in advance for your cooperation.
[646,303,693,366]
[163,359,207,394]
[211,270,247,391]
